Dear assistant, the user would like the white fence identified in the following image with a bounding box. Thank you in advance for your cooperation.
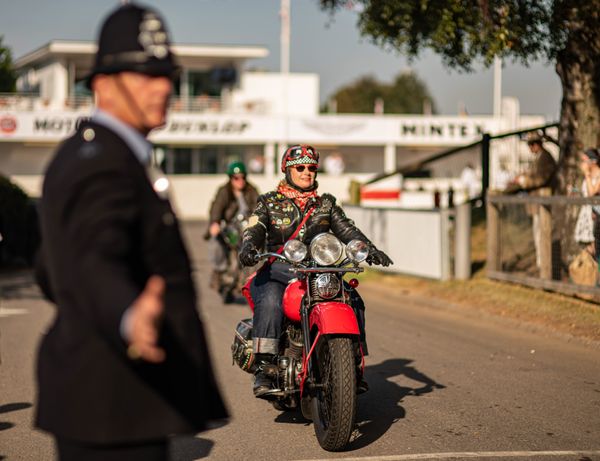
[345,205,454,280]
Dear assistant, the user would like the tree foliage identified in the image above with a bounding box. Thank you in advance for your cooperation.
[319,1,598,71]
[329,71,436,114]
[318,0,600,189]
[0,36,16,93]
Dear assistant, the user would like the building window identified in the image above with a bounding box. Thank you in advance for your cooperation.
[155,145,262,175]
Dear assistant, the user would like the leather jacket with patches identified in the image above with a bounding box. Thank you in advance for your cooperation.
[242,191,371,252]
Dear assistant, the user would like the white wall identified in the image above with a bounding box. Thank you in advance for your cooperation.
[0,143,54,175]
[167,173,370,219]
[230,72,319,116]
[35,61,68,109]
[10,172,373,220]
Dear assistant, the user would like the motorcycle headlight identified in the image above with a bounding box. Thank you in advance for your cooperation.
[346,239,369,263]
[283,239,307,263]
[314,273,341,299]
[310,233,343,266]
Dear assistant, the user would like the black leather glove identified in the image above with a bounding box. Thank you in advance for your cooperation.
[239,242,259,267]
[366,246,393,267]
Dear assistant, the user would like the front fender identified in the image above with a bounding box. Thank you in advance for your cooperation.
[309,302,359,335]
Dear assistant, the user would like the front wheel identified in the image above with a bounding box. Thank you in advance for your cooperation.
[311,336,357,451]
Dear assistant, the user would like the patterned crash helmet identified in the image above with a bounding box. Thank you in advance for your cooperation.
[281,144,320,172]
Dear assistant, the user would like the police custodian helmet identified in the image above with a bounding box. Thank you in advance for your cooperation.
[86,3,180,88]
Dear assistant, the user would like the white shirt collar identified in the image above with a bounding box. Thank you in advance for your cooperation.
[90,109,153,165]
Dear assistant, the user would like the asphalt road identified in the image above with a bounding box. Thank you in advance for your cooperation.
[1,222,600,461]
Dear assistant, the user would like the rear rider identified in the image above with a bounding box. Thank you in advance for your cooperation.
[206,161,259,291]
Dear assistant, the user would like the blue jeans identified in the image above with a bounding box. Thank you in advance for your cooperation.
[250,262,293,354]
[250,262,367,355]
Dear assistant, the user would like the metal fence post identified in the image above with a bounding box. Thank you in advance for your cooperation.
[486,194,501,274]
[538,188,553,280]
[455,201,472,279]
[481,133,491,205]
[440,208,452,281]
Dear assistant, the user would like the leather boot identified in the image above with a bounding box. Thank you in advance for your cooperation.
[253,354,277,398]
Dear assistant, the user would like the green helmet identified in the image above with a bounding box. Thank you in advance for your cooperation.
[227,161,247,176]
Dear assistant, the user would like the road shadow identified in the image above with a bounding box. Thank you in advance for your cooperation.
[0,273,44,301]
[0,402,32,414]
[0,422,14,431]
[170,435,214,460]
[348,358,445,450]
[273,408,311,425]
[0,402,32,432]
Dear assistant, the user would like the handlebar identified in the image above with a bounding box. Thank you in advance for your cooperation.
[256,252,288,262]
[255,252,364,273]
[289,267,364,274]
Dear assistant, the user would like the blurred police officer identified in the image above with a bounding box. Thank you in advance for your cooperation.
[34,3,227,460]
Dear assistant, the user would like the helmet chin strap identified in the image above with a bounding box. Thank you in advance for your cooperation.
[114,74,154,135]
[285,169,318,192]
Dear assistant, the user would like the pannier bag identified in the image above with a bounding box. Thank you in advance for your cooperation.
[231,318,255,373]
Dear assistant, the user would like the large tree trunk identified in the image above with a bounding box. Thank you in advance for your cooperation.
[555,32,600,273]
[555,45,600,194]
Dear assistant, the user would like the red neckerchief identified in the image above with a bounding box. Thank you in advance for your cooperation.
[277,180,318,211]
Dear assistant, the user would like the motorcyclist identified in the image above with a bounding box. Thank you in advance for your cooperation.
[239,144,392,398]
[206,161,259,291]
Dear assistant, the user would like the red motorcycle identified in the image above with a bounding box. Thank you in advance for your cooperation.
[231,233,369,451]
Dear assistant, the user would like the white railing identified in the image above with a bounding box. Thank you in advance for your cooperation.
[0,93,37,110]
[0,93,271,115]
[0,93,93,111]
[64,96,94,110]
[168,96,270,114]
[169,96,222,113]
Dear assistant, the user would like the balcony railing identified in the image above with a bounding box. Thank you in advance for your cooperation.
[0,92,271,115]
[0,93,38,110]
[169,96,222,113]
[169,96,270,114]
[0,93,93,111]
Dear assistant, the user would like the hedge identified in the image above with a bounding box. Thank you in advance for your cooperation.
[0,175,39,267]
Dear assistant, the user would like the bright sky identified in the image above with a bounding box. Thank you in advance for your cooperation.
[0,0,561,118]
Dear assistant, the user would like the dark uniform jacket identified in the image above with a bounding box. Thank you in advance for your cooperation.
[35,120,228,444]
[242,190,371,252]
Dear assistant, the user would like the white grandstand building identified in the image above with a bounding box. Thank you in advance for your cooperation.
[0,40,546,218]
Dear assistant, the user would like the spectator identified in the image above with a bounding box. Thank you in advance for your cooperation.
[493,159,513,191]
[460,163,480,199]
[324,151,346,175]
[505,130,558,270]
[574,148,600,256]
[248,154,265,174]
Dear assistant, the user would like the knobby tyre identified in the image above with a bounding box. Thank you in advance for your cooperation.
[311,336,356,451]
